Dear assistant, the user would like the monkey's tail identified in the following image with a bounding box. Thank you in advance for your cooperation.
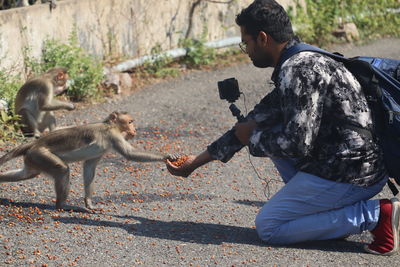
[0,142,33,165]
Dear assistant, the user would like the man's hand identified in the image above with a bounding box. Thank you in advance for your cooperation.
[234,120,257,145]
[166,150,213,178]
[166,155,196,178]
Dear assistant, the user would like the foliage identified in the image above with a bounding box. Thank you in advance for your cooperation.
[0,68,24,143]
[179,35,216,68]
[288,0,400,46]
[24,30,104,101]
[143,44,179,78]
[0,69,22,112]
[345,0,400,39]
[288,0,339,45]
[0,110,23,145]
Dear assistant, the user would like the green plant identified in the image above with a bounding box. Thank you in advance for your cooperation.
[0,110,23,145]
[24,30,104,101]
[143,44,179,78]
[344,0,400,39]
[179,34,216,68]
[0,69,23,112]
[22,46,43,79]
[288,0,340,46]
[288,0,400,46]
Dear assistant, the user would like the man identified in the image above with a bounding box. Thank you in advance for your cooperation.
[166,0,399,255]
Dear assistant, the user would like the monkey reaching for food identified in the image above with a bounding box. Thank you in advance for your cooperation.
[0,111,177,211]
[15,66,75,138]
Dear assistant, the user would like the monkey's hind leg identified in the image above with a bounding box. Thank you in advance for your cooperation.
[18,108,40,138]
[25,148,70,209]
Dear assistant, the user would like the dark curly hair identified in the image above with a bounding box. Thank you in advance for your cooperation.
[235,0,294,43]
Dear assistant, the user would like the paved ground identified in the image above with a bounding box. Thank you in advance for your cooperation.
[1,38,400,266]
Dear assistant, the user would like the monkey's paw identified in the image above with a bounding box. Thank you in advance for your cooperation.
[67,104,75,111]
[164,153,182,161]
[84,198,106,213]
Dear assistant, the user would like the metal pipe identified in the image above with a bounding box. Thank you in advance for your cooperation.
[105,36,241,74]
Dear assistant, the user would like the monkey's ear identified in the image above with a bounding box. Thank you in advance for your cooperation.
[108,111,119,123]
[56,72,65,80]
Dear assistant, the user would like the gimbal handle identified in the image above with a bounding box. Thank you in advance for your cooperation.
[229,104,245,122]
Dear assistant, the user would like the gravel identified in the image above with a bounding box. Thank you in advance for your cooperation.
[1,38,400,266]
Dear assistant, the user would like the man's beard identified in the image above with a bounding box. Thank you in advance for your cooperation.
[251,49,274,68]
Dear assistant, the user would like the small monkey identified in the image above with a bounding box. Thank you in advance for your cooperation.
[15,66,75,138]
[0,111,176,211]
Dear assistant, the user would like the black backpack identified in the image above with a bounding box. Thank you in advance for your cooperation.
[276,43,400,195]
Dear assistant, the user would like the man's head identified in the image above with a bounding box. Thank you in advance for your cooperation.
[236,0,294,67]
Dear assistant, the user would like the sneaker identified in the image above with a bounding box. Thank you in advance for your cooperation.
[364,198,400,256]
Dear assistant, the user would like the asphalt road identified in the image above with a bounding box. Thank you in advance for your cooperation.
[1,38,400,266]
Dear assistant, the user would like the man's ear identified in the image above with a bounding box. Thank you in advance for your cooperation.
[257,31,269,47]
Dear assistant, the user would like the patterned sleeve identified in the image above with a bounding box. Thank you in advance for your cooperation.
[247,88,282,126]
[248,53,329,158]
[207,87,282,162]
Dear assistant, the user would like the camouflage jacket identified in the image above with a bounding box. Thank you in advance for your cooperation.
[207,39,387,186]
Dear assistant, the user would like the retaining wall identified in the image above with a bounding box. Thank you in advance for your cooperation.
[0,0,294,73]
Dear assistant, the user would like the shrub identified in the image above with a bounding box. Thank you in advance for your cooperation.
[0,110,23,145]
[288,0,400,46]
[143,44,180,78]
[179,34,216,68]
[24,30,104,101]
[0,69,22,111]
[0,68,23,144]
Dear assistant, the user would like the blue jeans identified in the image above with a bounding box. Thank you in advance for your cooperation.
[255,158,388,244]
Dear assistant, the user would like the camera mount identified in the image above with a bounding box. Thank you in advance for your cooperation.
[217,77,245,122]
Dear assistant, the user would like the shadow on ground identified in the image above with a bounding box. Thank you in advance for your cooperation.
[53,214,365,253]
[0,197,367,254]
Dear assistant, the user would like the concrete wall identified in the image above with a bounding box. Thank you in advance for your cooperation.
[0,0,294,73]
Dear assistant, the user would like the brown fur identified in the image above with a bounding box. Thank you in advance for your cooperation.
[0,112,176,210]
[15,67,74,138]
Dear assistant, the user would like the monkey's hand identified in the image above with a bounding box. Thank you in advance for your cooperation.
[66,103,75,111]
[163,153,181,161]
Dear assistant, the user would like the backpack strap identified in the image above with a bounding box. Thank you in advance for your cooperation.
[387,179,399,196]
[276,43,346,73]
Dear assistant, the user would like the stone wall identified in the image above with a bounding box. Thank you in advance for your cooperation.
[0,0,295,73]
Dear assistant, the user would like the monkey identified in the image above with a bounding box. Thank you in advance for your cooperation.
[15,66,75,138]
[0,111,177,211]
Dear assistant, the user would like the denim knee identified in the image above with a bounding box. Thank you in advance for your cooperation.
[255,211,276,243]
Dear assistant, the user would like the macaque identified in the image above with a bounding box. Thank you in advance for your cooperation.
[0,111,176,211]
[15,66,75,138]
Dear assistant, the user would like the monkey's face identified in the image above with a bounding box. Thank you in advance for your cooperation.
[118,114,137,140]
[53,72,70,95]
